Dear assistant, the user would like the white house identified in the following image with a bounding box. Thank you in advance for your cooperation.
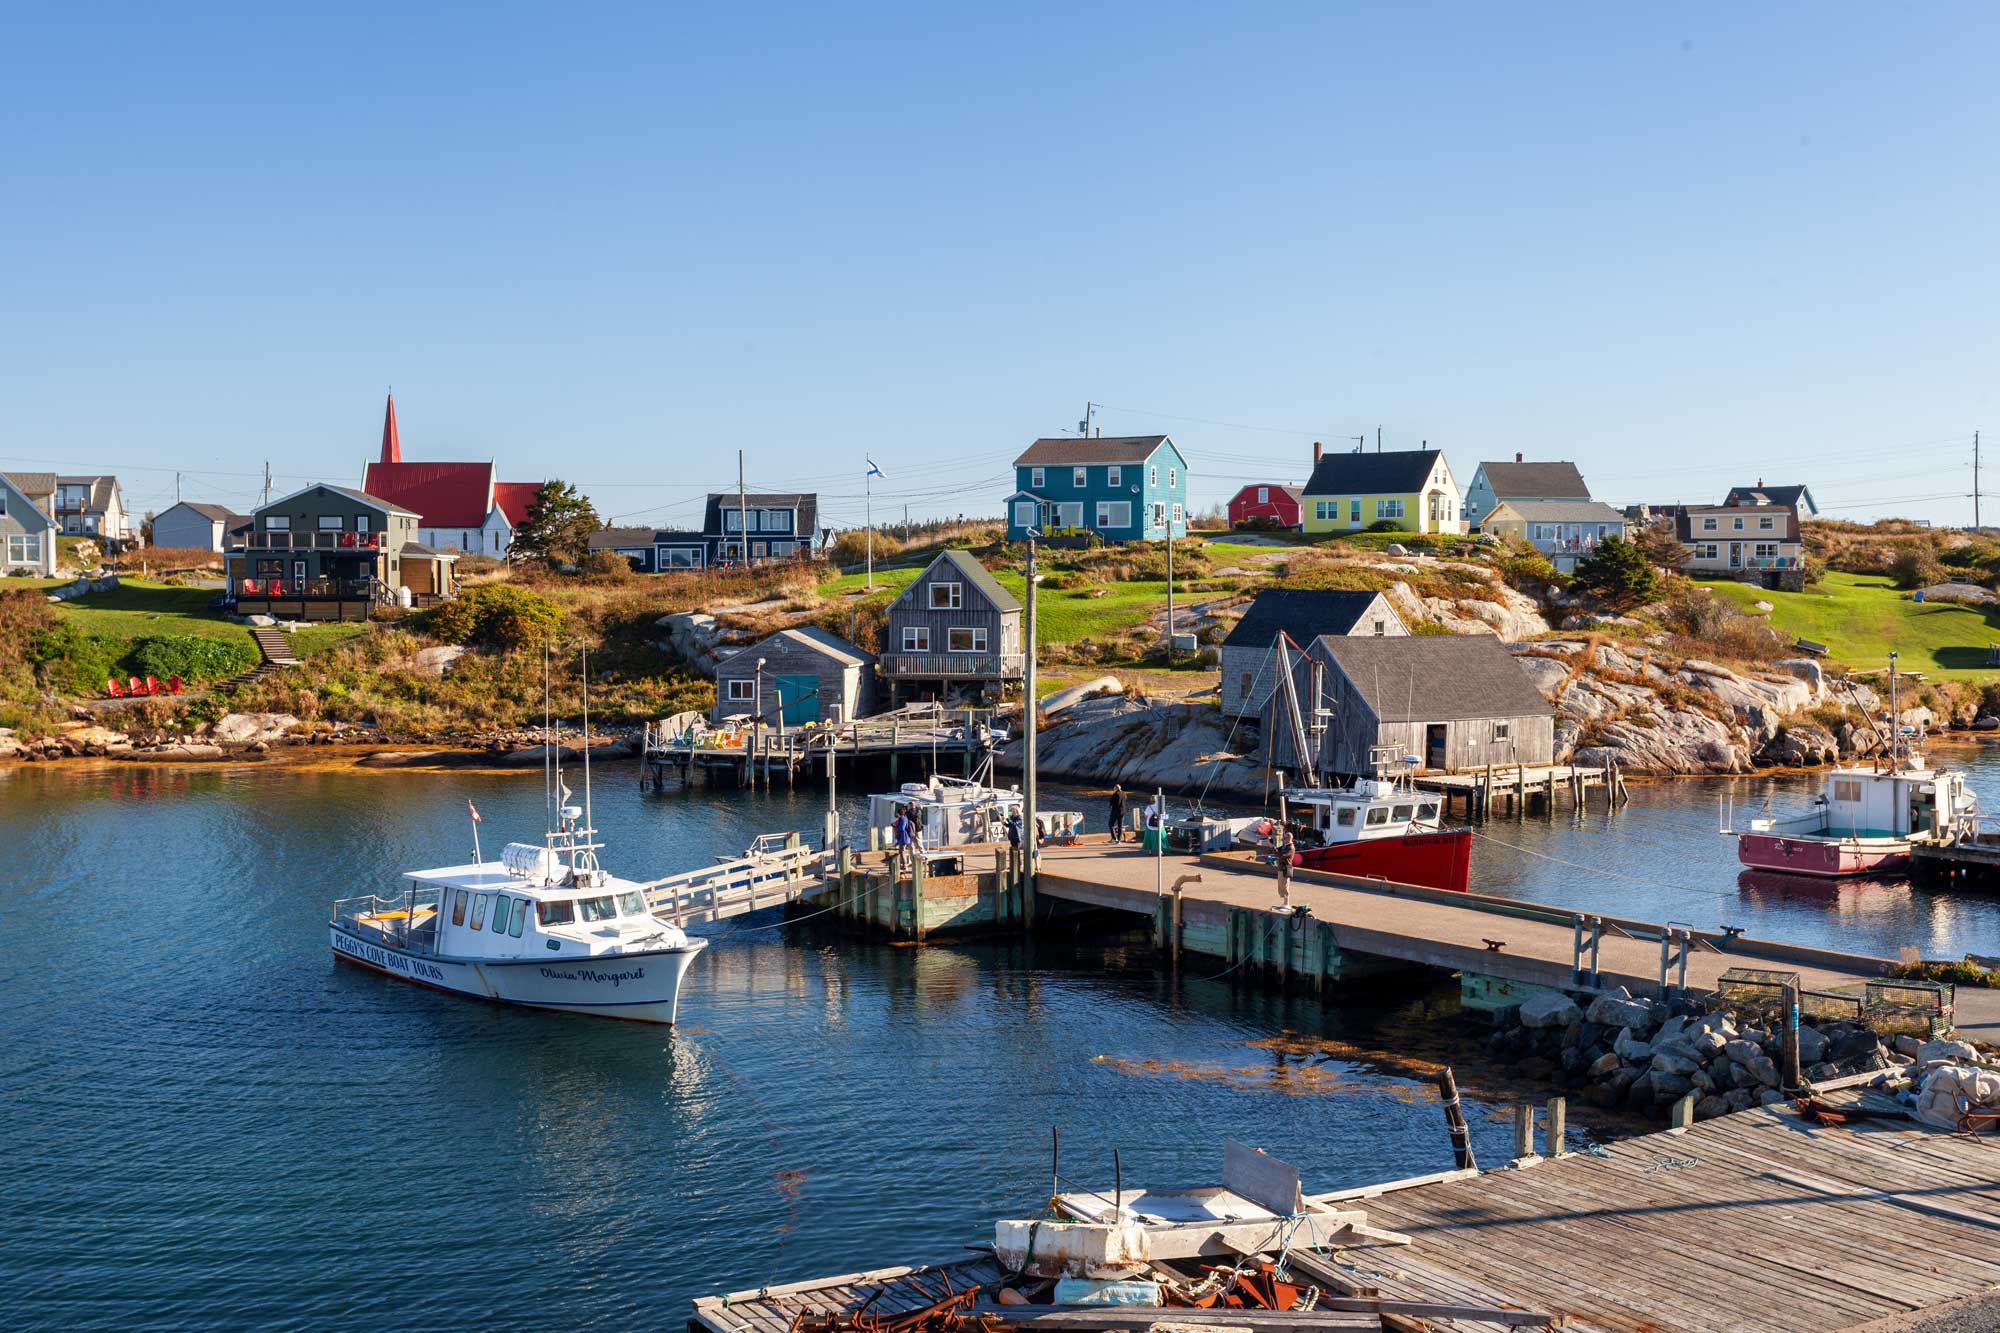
[152,501,249,553]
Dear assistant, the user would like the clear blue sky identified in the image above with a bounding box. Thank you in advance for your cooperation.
[4,3,1996,530]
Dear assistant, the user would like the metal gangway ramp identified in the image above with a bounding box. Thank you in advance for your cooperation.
[639,833,827,927]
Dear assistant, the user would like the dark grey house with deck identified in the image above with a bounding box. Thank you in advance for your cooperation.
[712,626,875,727]
[879,549,1023,705]
[225,484,457,621]
[1265,634,1554,778]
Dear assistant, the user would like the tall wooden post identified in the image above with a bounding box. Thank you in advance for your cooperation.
[1780,981,1803,1090]
[1022,535,1039,932]
[1512,1105,1535,1161]
[1546,1097,1567,1157]
[1437,1067,1477,1170]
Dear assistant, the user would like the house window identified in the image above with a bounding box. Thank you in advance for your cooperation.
[8,534,42,565]
[1702,517,1717,531]
[1833,779,1862,802]
[1030,467,1045,489]
[928,581,963,610]
[1171,502,1183,523]
[1696,543,1719,560]
[1239,672,1252,696]
[1107,466,1121,487]
[264,515,290,530]
[1493,721,1511,741]
[1149,465,1158,486]
[1372,619,1386,636]
[1096,501,1131,529]
[463,530,474,549]
[901,626,930,652]
[356,515,370,533]
[1758,516,1774,530]
[1315,500,1336,521]
[1056,502,1083,528]
[1732,517,1744,530]
[1375,499,1405,519]
[1754,542,1779,560]
[318,515,343,531]
[1256,487,1268,504]
[1013,501,1037,529]
[1152,502,1166,527]
[947,627,987,652]
[1073,466,1088,487]
[1168,467,1177,489]
[726,678,756,702]
[1349,500,1361,523]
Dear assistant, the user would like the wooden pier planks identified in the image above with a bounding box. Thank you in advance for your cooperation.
[1352,1105,2000,1332]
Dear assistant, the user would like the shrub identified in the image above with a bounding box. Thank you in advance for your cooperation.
[1659,589,1783,663]
[1571,536,1660,607]
[1886,543,1945,590]
[1364,518,1405,533]
[1497,550,1564,594]
[829,529,901,566]
[427,583,565,648]
[127,634,258,683]
[580,550,645,583]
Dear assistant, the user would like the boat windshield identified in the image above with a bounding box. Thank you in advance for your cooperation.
[617,890,646,916]
[538,900,576,926]
[579,895,619,922]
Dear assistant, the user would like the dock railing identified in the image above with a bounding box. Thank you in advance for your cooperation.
[639,838,827,926]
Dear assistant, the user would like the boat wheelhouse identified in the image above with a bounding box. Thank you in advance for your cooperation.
[867,771,1085,852]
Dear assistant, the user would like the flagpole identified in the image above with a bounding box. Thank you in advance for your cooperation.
[470,803,482,863]
[866,466,874,592]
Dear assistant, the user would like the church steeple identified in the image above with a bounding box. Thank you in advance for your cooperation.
[380,392,402,464]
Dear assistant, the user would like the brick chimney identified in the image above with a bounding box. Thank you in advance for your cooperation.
[1515,451,1523,463]
[1312,440,1323,466]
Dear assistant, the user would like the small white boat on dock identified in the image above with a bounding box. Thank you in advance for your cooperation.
[331,650,708,1024]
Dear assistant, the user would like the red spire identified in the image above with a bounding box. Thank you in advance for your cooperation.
[380,392,402,464]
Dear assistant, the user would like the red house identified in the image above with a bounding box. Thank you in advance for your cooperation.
[1227,482,1303,530]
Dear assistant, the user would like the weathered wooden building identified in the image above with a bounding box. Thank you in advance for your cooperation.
[1265,634,1554,777]
[1219,588,1406,719]
[712,626,875,727]
[879,549,1022,705]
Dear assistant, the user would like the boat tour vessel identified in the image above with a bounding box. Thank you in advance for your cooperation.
[1735,658,1976,878]
[330,652,707,1023]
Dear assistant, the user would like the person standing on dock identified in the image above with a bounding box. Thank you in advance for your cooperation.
[1108,785,1127,843]
[1274,823,1297,909]
[891,805,916,880]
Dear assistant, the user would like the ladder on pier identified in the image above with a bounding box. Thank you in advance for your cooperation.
[639,834,826,927]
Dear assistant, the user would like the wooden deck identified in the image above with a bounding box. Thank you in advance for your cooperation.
[1028,841,2000,1041]
[688,1104,2000,1333]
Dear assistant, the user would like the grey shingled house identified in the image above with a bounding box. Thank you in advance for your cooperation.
[1219,588,1407,720]
[712,626,876,727]
[879,548,1023,705]
[1265,634,1554,778]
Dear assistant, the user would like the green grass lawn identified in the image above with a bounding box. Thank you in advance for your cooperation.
[1700,571,2000,680]
[0,575,68,590]
[290,623,372,657]
[58,580,254,643]
[816,565,1189,644]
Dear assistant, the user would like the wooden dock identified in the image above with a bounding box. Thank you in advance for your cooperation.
[1025,840,1997,1040]
[1414,763,1627,820]
[642,704,993,791]
[688,1100,2000,1333]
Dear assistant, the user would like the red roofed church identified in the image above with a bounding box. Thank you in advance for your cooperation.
[359,394,545,557]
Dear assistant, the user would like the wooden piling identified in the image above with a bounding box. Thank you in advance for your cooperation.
[1512,1105,1535,1160]
[1546,1097,1567,1157]
[1437,1067,1477,1170]
[1670,1093,1695,1131]
[1780,981,1803,1090]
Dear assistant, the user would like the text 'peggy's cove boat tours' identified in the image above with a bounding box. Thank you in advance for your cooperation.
[329,652,706,1023]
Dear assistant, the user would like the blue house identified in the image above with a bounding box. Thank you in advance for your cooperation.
[1004,436,1189,543]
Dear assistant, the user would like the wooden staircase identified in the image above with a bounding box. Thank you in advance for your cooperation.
[223,627,303,690]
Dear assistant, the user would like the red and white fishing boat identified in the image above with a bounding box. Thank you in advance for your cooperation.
[1280,755,1473,892]
[1735,657,1975,878]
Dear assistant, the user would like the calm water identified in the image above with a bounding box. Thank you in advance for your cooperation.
[6,746,2000,1329]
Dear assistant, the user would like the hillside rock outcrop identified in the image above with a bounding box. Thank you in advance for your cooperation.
[996,696,1261,797]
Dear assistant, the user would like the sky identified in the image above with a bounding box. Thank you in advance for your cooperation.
[3,3,1997,532]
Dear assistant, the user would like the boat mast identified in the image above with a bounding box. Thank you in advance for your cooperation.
[1888,651,1900,771]
[1274,633,1319,789]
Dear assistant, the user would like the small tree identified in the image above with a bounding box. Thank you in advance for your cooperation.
[1634,516,1684,569]
[1571,535,1660,607]
[509,480,601,570]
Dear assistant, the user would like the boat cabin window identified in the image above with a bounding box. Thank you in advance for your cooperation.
[471,894,489,930]
[579,895,619,923]
[1392,804,1414,821]
[508,898,528,938]
[1418,803,1439,821]
[1365,807,1389,827]
[537,900,576,927]
[451,889,467,926]
[1335,808,1356,827]
[618,891,646,916]
[1833,779,1862,802]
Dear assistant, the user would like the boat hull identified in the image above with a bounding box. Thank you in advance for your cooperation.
[330,926,707,1023]
[1736,832,1909,879]
[1294,828,1473,892]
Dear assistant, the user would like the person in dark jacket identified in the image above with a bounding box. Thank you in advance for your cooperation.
[1108,785,1127,843]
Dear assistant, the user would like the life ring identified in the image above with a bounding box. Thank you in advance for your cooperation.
[1253,818,1274,837]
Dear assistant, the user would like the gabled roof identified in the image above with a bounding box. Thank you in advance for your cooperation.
[588,526,661,549]
[907,547,1020,613]
[1222,589,1395,650]
[492,481,542,527]
[729,624,873,670]
[361,460,496,528]
[0,474,53,529]
[1484,499,1627,524]
[161,501,236,523]
[1014,435,1172,467]
[1723,483,1817,514]
[703,492,818,540]
[2,472,56,498]
[261,482,417,517]
[1476,461,1589,500]
[1303,449,1443,496]
[1229,482,1303,502]
[1317,635,1553,723]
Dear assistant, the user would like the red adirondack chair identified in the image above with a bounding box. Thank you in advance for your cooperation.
[106,677,124,698]
[127,676,144,697]
[168,676,184,695]
[144,675,162,695]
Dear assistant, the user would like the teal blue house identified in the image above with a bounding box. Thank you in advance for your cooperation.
[1005,435,1189,542]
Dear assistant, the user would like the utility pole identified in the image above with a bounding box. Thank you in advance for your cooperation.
[1351,435,1365,454]
[261,461,272,506]
[174,472,182,503]
[738,450,751,569]
[1165,523,1175,667]
[1023,532,1040,917]
[1976,431,1982,531]
[1376,426,1382,453]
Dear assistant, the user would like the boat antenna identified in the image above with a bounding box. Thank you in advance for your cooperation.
[543,638,553,837]
[1888,652,1900,770]
[582,644,594,850]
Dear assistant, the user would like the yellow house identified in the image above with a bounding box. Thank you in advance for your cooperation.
[1299,446,1460,535]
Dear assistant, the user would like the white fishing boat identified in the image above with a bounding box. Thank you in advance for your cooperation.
[866,758,1084,850]
[329,650,707,1023]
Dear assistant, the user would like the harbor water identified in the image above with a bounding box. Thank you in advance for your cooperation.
[7,747,2000,1329]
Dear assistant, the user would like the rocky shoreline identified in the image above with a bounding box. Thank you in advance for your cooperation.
[0,713,641,769]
